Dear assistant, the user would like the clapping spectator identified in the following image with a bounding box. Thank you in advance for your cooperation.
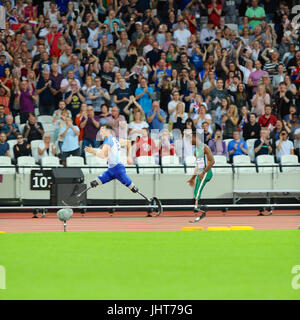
[13,134,31,162]
[228,130,249,162]
[1,114,20,140]
[64,80,86,120]
[258,105,277,130]
[146,100,166,132]
[243,113,261,141]
[222,104,239,139]
[106,106,127,138]
[208,129,227,156]
[251,84,271,117]
[18,80,38,124]
[0,132,10,157]
[37,133,56,162]
[275,129,294,162]
[254,128,273,160]
[23,113,44,144]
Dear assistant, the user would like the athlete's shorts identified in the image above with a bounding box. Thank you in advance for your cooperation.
[194,169,213,200]
[98,163,132,187]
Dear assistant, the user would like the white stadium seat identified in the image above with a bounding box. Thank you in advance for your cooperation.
[30,139,43,162]
[161,155,184,174]
[136,156,159,174]
[233,155,256,173]
[246,139,257,162]
[0,156,16,174]
[212,155,232,174]
[7,139,17,161]
[17,156,39,174]
[86,156,108,174]
[37,115,54,124]
[66,156,90,174]
[256,155,279,173]
[280,155,300,172]
[41,156,62,169]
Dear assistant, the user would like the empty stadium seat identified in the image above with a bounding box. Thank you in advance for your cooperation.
[161,155,184,174]
[66,156,90,174]
[212,155,232,174]
[7,139,17,161]
[0,156,16,174]
[17,156,39,174]
[184,155,196,174]
[136,156,159,174]
[42,123,55,142]
[280,155,300,172]
[30,139,43,162]
[38,115,54,124]
[15,115,20,124]
[256,155,279,173]
[233,155,256,173]
[246,139,257,162]
[86,156,108,174]
[41,156,62,169]
[226,23,238,33]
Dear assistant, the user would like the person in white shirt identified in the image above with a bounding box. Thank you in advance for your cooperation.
[37,133,56,162]
[200,20,216,46]
[128,109,149,142]
[174,20,191,47]
[167,91,185,119]
[276,129,294,162]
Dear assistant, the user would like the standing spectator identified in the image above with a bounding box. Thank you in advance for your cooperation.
[274,82,294,119]
[223,0,241,24]
[0,132,10,157]
[22,113,44,144]
[13,134,31,162]
[170,102,188,134]
[88,77,110,115]
[254,128,273,160]
[227,130,249,162]
[1,114,20,141]
[207,0,222,28]
[0,105,6,130]
[243,113,261,141]
[245,0,266,28]
[208,129,227,156]
[199,20,216,46]
[37,133,56,162]
[59,116,80,166]
[64,54,84,86]
[74,104,88,144]
[222,104,239,140]
[248,60,269,95]
[146,100,166,132]
[193,104,213,132]
[128,109,149,142]
[135,78,155,115]
[80,105,100,157]
[50,63,64,106]
[113,78,132,116]
[64,80,86,120]
[275,129,294,162]
[206,78,229,111]
[35,70,57,116]
[18,80,38,124]
[0,80,11,115]
[173,20,191,48]
[106,106,127,138]
[258,105,277,130]
[251,84,271,117]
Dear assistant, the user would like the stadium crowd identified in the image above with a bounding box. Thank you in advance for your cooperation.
[0,0,299,166]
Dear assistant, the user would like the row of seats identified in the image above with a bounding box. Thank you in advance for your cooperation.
[0,154,299,175]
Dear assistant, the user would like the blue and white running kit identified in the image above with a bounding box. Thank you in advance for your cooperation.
[97,136,132,187]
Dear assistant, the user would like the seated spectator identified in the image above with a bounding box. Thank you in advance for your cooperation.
[243,113,261,141]
[258,105,277,131]
[128,109,149,142]
[37,133,56,162]
[254,128,273,160]
[146,101,166,132]
[132,127,159,162]
[274,82,294,119]
[158,129,175,158]
[55,109,70,153]
[227,130,249,162]
[80,105,100,157]
[18,80,38,124]
[251,85,271,117]
[13,134,31,162]
[208,129,227,156]
[23,113,44,144]
[170,102,188,134]
[106,106,127,138]
[135,78,156,115]
[222,104,239,140]
[193,104,212,133]
[206,78,229,111]
[88,77,110,115]
[215,98,229,130]
[59,117,80,166]
[237,106,250,132]
[283,105,299,126]
[275,129,294,162]
[1,114,20,141]
[98,104,112,126]
[0,132,10,157]
[113,77,133,116]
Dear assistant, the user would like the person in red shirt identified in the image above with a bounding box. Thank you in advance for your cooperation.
[183,9,197,35]
[159,129,175,157]
[133,127,159,159]
[258,105,277,130]
[47,24,62,57]
[207,0,223,28]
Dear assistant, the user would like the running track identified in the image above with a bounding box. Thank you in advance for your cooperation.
[0,210,300,233]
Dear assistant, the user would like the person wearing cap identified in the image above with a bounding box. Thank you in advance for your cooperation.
[199,20,216,46]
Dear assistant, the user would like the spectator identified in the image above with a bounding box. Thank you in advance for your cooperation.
[283,105,299,126]
[113,77,132,116]
[238,106,250,132]
[0,79,11,115]
[206,78,229,111]
[132,127,159,161]
[18,80,38,124]
[227,130,249,162]
[207,1,222,28]
[193,103,213,133]
[248,60,269,95]
[275,129,294,162]
[245,0,266,28]
[106,106,127,138]
[258,105,277,130]
[88,77,110,115]
[64,80,86,120]
[274,82,294,119]
[170,102,188,134]
[23,112,44,144]
[1,114,20,141]
[98,103,112,126]
[0,132,10,157]
[35,70,57,116]
[128,109,149,142]
[254,128,273,159]
[59,116,80,165]
[158,129,175,158]
[0,105,6,130]
[13,134,31,162]
[37,133,56,162]
[123,96,145,123]
[202,121,213,145]
[80,105,100,157]
[146,100,166,132]
[251,84,271,117]
[208,129,227,156]
[173,20,191,48]
[293,120,300,161]
[222,104,239,140]
[243,112,261,141]
[199,20,216,46]
[135,78,155,115]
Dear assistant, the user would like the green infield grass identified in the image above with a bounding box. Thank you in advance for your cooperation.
[0,230,299,300]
